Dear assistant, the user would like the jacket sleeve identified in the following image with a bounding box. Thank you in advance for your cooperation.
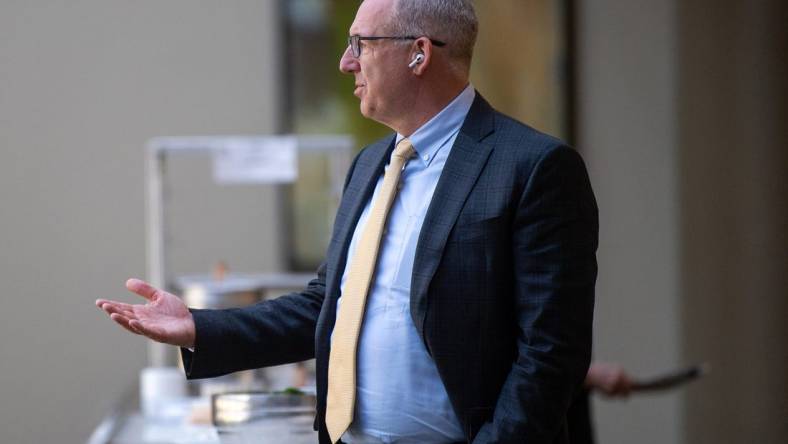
[474,145,598,443]
[181,263,327,379]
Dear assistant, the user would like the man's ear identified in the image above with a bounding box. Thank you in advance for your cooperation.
[410,37,432,75]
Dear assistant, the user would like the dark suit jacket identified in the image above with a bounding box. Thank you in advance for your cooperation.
[567,389,596,444]
[182,94,598,444]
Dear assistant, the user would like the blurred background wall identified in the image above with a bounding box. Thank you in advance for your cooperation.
[677,0,788,442]
[0,1,284,443]
[0,0,785,443]
[579,0,787,443]
[577,0,684,441]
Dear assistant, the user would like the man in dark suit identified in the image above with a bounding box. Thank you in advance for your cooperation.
[97,0,597,442]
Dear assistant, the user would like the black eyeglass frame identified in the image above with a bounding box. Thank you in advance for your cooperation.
[347,35,446,58]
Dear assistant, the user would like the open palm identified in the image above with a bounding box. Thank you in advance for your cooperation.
[96,278,196,348]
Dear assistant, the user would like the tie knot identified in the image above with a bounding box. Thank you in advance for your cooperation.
[393,138,415,160]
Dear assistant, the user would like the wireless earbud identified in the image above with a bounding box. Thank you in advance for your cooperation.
[408,53,425,69]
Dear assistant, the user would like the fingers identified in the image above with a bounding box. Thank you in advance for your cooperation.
[103,306,167,343]
[125,278,161,302]
[604,370,632,397]
[615,375,633,396]
[97,301,137,319]
[109,313,143,336]
[96,299,136,312]
[128,319,167,343]
[95,298,118,309]
[108,311,166,342]
[585,362,633,397]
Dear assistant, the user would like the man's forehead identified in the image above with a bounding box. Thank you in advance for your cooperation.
[350,0,395,34]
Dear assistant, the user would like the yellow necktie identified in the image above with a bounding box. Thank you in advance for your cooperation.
[325,138,416,443]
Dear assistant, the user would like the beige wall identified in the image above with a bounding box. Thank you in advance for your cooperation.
[579,0,788,442]
[0,1,282,443]
[577,0,684,442]
[678,0,788,442]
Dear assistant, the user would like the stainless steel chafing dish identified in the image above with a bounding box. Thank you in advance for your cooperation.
[175,269,315,310]
[212,391,317,443]
[174,268,316,397]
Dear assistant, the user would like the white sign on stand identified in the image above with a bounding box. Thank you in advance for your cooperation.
[145,134,354,368]
[212,136,299,184]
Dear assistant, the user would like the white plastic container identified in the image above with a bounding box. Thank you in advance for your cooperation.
[140,366,188,419]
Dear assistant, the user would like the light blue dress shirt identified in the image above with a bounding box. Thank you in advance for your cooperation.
[337,85,476,444]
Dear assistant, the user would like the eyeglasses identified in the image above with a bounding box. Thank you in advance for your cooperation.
[347,35,446,58]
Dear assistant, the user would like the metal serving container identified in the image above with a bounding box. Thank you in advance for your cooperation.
[212,391,317,444]
[173,271,316,397]
[175,272,315,309]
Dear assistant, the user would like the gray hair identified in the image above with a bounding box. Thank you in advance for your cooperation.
[385,0,478,69]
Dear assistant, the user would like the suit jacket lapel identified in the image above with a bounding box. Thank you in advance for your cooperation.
[410,93,496,340]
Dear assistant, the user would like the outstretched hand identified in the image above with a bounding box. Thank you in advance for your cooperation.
[96,278,196,348]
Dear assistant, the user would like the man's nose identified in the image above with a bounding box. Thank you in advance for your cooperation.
[339,46,359,74]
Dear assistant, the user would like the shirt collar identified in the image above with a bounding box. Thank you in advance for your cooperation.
[396,84,476,167]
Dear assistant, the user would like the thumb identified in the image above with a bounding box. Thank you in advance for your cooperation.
[125,278,163,302]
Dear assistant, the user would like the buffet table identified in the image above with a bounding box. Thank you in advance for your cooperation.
[88,386,219,444]
[87,386,317,444]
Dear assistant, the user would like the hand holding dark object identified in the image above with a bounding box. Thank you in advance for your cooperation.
[630,364,708,391]
[584,362,634,397]
[96,278,196,348]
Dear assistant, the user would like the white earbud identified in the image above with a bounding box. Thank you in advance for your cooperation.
[408,53,425,69]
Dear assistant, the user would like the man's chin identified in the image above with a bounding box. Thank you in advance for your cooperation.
[359,101,374,120]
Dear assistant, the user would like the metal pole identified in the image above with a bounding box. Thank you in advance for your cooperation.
[145,142,174,367]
